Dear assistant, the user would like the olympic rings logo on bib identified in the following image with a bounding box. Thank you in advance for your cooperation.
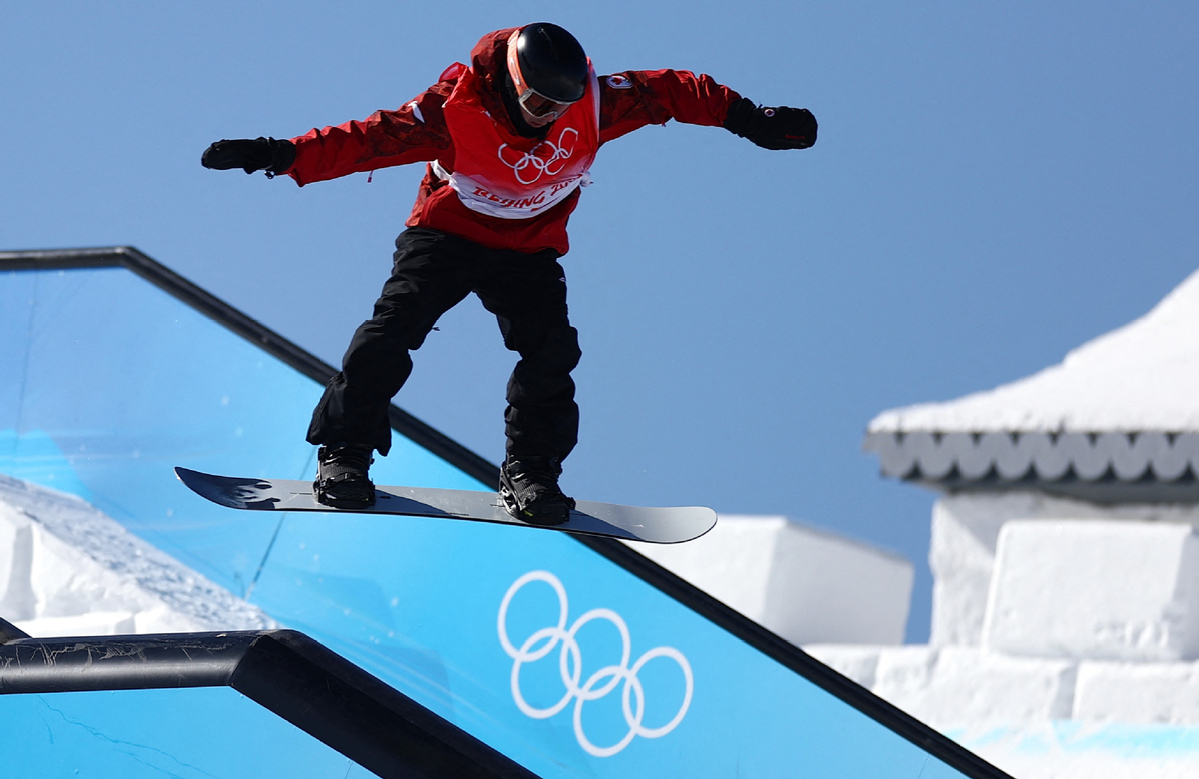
[498,127,579,185]
[498,570,694,757]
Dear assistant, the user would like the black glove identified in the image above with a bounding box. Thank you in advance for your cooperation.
[724,98,817,150]
[201,137,296,176]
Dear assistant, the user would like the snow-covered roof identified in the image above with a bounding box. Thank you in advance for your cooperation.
[864,267,1199,500]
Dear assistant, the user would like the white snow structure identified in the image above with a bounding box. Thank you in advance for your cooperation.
[633,514,913,645]
[848,268,1199,778]
[0,473,275,637]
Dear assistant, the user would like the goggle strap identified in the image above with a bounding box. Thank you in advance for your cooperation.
[506,29,528,98]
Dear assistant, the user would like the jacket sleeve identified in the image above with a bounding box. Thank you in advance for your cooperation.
[284,79,455,186]
[597,70,742,145]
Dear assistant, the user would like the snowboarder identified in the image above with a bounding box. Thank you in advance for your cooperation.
[201,22,816,524]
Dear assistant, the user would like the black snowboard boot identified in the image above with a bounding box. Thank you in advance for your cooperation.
[499,455,575,526]
[313,444,376,509]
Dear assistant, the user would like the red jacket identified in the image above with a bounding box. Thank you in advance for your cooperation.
[285,29,741,254]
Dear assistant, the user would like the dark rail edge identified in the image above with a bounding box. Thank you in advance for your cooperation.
[1,248,1013,779]
[0,628,539,779]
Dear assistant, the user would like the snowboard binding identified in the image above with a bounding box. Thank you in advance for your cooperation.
[313,444,377,509]
[499,455,575,526]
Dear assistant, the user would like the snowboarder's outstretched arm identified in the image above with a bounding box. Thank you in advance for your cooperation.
[597,69,816,150]
[200,73,457,185]
[200,68,815,181]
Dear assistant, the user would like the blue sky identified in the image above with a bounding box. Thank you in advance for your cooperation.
[3,1,1197,642]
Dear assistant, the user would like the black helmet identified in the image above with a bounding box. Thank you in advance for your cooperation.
[507,23,588,105]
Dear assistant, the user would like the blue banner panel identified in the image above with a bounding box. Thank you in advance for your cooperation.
[251,513,967,778]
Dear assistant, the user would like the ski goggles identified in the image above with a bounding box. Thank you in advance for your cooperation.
[506,29,578,121]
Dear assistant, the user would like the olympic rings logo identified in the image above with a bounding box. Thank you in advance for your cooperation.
[498,127,579,185]
[497,570,694,757]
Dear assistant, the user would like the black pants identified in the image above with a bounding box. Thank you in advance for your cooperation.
[307,227,581,460]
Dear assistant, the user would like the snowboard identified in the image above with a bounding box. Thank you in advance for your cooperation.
[174,467,716,544]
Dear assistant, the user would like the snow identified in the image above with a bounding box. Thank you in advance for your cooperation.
[1074,662,1199,724]
[811,641,1199,778]
[871,646,1079,727]
[928,495,1012,647]
[984,520,1199,662]
[631,514,913,645]
[868,267,1199,433]
[928,492,1199,649]
[809,491,1199,779]
[852,266,1199,776]
[948,722,1199,779]
[0,473,275,636]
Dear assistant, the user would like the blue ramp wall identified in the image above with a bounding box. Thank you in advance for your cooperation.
[0,249,1005,779]
[0,688,376,778]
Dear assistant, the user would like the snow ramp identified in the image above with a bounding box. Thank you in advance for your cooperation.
[0,248,1011,779]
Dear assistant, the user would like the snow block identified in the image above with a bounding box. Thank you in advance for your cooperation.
[871,646,1077,728]
[929,494,1017,646]
[930,493,1199,648]
[632,515,913,645]
[1074,661,1199,724]
[0,519,35,621]
[984,519,1199,661]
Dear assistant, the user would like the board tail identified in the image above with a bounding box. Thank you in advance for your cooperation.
[175,467,291,510]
